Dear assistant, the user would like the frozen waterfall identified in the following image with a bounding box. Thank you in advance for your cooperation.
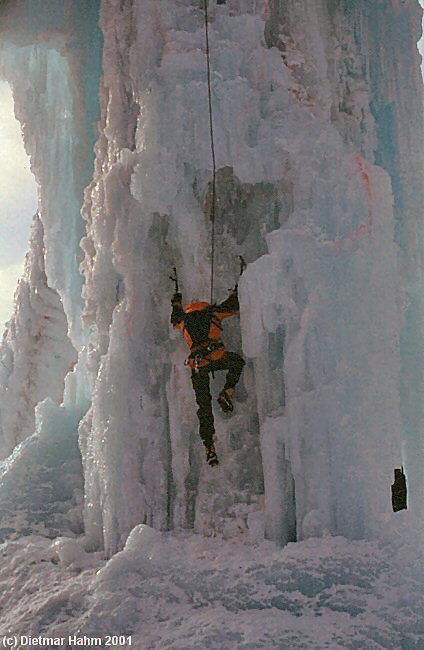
[0,0,422,558]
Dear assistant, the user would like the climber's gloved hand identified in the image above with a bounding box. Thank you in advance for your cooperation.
[171,292,182,306]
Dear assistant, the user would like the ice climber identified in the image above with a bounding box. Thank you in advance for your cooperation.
[171,286,245,466]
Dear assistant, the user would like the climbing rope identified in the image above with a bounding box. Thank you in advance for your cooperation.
[203,0,217,304]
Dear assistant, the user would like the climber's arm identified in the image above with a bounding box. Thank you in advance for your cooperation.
[171,293,185,330]
[214,286,239,321]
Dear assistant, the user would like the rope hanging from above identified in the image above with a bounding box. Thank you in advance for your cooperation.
[203,0,217,304]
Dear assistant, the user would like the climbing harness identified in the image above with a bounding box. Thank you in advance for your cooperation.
[203,0,217,304]
[184,340,225,371]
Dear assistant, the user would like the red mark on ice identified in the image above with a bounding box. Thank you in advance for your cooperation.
[354,153,373,231]
[259,65,266,85]
[260,0,272,19]
[335,154,373,251]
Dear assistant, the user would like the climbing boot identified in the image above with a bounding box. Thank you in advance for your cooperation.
[205,443,219,466]
[217,388,234,414]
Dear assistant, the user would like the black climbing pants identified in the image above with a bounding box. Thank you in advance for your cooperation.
[191,351,245,448]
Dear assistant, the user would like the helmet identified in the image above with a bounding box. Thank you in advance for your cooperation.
[185,301,210,313]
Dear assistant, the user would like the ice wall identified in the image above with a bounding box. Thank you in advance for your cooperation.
[0,0,102,344]
[0,215,77,458]
[0,1,102,537]
[80,0,423,554]
[0,0,102,430]
[350,0,424,519]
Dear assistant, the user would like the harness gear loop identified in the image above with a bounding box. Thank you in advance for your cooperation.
[203,0,217,304]
[184,340,225,370]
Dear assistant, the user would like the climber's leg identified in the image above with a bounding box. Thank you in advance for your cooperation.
[210,351,245,413]
[210,351,245,389]
[222,351,245,390]
[191,367,215,448]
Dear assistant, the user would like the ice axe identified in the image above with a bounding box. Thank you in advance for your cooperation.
[239,255,247,276]
[169,266,179,294]
[231,255,246,291]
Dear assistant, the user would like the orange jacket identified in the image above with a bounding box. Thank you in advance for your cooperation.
[171,289,239,368]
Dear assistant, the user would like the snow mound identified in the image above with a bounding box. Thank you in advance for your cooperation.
[51,537,101,571]
[123,523,161,557]
[0,525,423,649]
[0,399,84,541]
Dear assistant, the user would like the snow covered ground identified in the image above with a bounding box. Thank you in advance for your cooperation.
[0,520,423,649]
